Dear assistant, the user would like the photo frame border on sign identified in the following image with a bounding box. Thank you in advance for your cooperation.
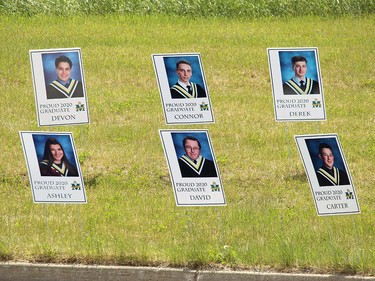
[20,131,87,204]
[29,48,90,126]
[32,134,79,174]
[152,53,215,125]
[295,133,360,216]
[159,129,225,206]
[268,47,326,122]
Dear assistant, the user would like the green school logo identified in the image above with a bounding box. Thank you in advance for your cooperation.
[211,182,220,192]
[76,102,85,112]
[312,99,321,108]
[345,189,354,199]
[71,181,81,190]
[200,102,209,111]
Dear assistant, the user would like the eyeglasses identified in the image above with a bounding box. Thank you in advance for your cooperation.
[185,146,200,151]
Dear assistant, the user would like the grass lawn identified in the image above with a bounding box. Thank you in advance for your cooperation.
[0,14,374,275]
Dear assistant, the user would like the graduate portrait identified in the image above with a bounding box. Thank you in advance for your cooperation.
[163,55,207,99]
[305,137,350,187]
[32,134,79,177]
[171,132,218,178]
[279,50,321,95]
[42,50,85,99]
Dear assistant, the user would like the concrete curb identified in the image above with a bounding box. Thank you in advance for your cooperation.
[0,263,374,281]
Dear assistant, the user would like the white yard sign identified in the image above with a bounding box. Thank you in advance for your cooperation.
[295,134,359,216]
[268,48,326,122]
[30,48,89,126]
[152,53,214,125]
[160,130,225,206]
[20,131,87,204]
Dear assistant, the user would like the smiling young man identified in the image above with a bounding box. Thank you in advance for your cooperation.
[316,143,350,186]
[170,60,206,99]
[46,55,84,99]
[178,136,217,177]
[282,55,320,95]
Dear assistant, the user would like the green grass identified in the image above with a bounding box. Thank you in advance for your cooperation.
[0,14,375,276]
[0,0,374,17]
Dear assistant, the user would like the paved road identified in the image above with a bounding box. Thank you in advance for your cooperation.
[1,263,374,281]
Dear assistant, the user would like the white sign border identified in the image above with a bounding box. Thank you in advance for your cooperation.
[159,129,225,206]
[29,47,90,126]
[268,47,327,122]
[152,53,215,125]
[20,131,87,204]
[295,133,360,216]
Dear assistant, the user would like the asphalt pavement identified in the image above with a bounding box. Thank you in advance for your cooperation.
[1,263,374,281]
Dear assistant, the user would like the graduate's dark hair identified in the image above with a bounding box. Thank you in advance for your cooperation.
[291,55,307,66]
[55,55,72,69]
[42,138,69,166]
[183,136,201,149]
[318,143,332,155]
[176,60,191,70]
